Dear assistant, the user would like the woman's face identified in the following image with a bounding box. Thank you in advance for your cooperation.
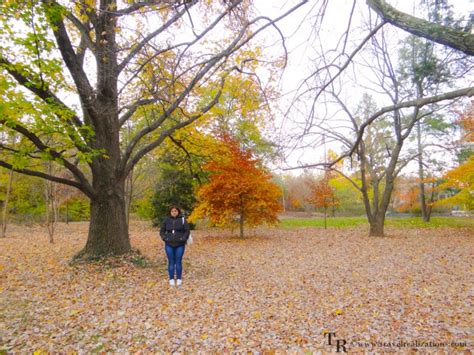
[170,208,179,217]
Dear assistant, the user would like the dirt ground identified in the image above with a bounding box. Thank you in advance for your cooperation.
[0,221,472,353]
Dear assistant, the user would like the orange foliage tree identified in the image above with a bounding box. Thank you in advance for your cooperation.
[306,172,339,228]
[394,177,441,214]
[190,137,282,237]
[457,100,474,143]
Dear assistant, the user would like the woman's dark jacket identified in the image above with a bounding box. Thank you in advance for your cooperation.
[160,215,190,247]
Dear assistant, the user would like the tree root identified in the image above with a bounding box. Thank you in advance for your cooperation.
[69,248,153,268]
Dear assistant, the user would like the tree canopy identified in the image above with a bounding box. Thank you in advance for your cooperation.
[190,136,282,237]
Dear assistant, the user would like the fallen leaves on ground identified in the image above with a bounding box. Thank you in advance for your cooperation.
[0,222,472,352]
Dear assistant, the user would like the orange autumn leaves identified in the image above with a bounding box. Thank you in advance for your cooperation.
[306,173,339,213]
[190,137,282,234]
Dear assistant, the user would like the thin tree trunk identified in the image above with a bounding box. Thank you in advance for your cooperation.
[332,195,336,217]
[426,181,436,221]
[45,188,56,243]
[239,196,245,238]
[125,168,133,227]
[417,121,429,222]
[1,169,13,238]
[369,212,385,236]
[281,184,286,213]
[45,185,55,243]
[44,163,56,243]
[323,205,327,229]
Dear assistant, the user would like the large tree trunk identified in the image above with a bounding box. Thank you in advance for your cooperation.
[82,177,130,256]
[78,8,131,257]
[80,107,131,256]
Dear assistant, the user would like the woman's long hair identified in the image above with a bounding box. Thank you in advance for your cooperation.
[168,206,182,216]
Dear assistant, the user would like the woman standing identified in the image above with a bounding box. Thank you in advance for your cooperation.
[160,206,190,286]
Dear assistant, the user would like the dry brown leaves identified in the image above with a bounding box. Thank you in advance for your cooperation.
[0,222,472,353]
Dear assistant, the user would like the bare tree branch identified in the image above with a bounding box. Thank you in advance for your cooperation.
[117,2,195,73]
[168,135,203,184]
[41,0,95,116]
[351,87,474,153]
[367,0,474,55]
[286,86,474,170]
[330,167,362,192]
[65,13,96,58]
[0,160,91,197]
[118,99,157,126]
[122,75,226,176]
[291,22,386,116]
[112,1,181,16]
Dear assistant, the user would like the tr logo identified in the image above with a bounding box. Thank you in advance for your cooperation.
[325,332,347,353]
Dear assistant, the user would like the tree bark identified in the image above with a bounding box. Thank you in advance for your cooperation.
[44,163,57,243]
[239,198,245,238]
[1,169,13,238]
[369,212,385,236]
[417,121,429,222]
[239,214,244,238]
[76,2,132,257]
[82,177,130,256]
[367,0,474,55]
[323,205,327,229]
[125,168,134,227]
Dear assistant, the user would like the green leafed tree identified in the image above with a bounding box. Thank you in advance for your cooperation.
[0,0,305,258]
[150,149,198,227]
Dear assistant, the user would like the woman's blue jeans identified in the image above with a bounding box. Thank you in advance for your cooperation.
[165,244,185,279]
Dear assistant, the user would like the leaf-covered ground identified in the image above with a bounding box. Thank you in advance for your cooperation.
[0,221,472,353]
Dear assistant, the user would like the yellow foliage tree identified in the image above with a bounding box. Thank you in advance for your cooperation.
[436,156,474,210]
[436,102,473,211]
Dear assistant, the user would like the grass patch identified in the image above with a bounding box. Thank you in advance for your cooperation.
[280,216,473,229]
[386,216,474,228]
[280,216,367,228]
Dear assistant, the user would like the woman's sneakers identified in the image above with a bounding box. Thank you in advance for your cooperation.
[169,279,175,286]
[176,279,182,286]
[169,279,182,286]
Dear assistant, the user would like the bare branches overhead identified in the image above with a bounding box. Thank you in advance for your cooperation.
[367,0,474,56]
